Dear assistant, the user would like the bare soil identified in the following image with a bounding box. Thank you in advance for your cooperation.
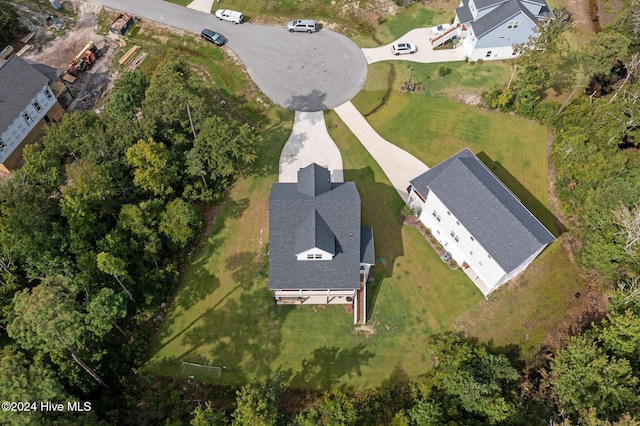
[19,0,119,112]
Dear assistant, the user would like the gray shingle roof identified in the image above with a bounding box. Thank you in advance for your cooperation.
[410,148,555,272]
[269,164,365,290]
[360,226,375,265]
[470,0,539,37]
[456,0,475,24]
[0,55,49,133]
[294,209,336,255]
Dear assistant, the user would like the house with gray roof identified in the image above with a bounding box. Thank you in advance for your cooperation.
[269,163,375,324]
[0,55,64,174]
[407,149,555,296]
[432,0,552,60]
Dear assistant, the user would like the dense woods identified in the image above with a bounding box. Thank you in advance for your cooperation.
[2,0,640,423]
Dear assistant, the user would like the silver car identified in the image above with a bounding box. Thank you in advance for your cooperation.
[287,19,317,33]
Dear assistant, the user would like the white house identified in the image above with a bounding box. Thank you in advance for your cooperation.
[431,0,553,61]
[0,55,64,174]
[269,163,375,324]
[407,149,555,296]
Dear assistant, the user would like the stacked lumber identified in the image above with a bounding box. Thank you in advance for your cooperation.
[118,45,140,66]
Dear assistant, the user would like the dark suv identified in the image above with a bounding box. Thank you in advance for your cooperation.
[201,28,226,46]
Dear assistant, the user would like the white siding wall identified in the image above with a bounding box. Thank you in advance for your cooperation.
[417,191,507,290]
[296,247,333,261]
[0,85,56,163]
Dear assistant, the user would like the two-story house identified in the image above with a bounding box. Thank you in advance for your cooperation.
[407,149,555,296]
[0,55,64,174]
[269,163,375,324]
[432,0,553,60]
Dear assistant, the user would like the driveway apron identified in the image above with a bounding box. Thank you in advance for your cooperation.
[279,111,344,183]
[362,28,466,64]
[334,101,429,201]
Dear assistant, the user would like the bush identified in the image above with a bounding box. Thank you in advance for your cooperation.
[437,65,451,77]
[401,205,415,218]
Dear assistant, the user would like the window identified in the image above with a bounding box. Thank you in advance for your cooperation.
[0,138,6,152]
[479,261,483,266]
[446,210,451,215]
[33,101,42,112]
[470,236,475,241]
[432,210,437,218]
[499,36,505,39]
[470,251,474,255]
[307,254,315,260]
[507,36,512,42]
[486,51,492,58]
[507,21,520,29]
[488,255,492,259]
[315,254,322,259]
[456,220,460,225]
[450,231,455,238]
[44,88,52,99]
[436,214,441,222]
[23,112,33,125]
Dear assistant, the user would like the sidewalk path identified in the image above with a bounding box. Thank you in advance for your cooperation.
[333,101,429,201]
[362,28,466,64]
[279,111,344,183]
[186,0,214,13]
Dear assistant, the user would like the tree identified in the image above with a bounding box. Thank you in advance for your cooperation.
[185,116,259,201]
[107,70,149,121]
[613,204,640,254]
[158,198,202,249]
[580,32,631,79]
[551,335,639,419]
[7,277,109,388]
[126,138,178,196]
[96,252,134,302]
[0,346,67,425]
[85,287,128,340]
[191,402,229,426]
[0,1,24,46]
[232,372,284,426]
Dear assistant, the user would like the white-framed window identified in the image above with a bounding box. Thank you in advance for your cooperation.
[486,51,492,58]
[44,88,53,99]
[450,231,460,242]
[307,254,314,260]
[23,112,33,125]
[33,101,42,112]
[315,254,322,259]
[0,138,6,152]
[432,210,437,218]
[470,1,476,13]
[470,236,475,241]
[507,21,520,29]
[507,36,512,42]
[446,210,451,215]
[470,251,474,255]
[436,214,441,222]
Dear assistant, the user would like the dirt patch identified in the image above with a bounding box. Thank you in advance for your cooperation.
[353,323,378,338]
[20,0,119,112]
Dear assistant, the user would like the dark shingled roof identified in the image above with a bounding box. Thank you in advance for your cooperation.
[0,55,49,132]
[269,164,365,290]
[294,210,336,256]
[410,149,555,272]
[470,0,539,37]
[456,0,475,24]
[360,227,375,265]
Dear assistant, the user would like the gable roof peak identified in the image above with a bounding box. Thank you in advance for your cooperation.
[297,163,331,197]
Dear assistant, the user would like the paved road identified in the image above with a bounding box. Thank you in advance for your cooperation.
[279,112,343,183]
[88,0,367,111]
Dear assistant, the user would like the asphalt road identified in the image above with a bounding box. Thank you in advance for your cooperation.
[88,0,368,111]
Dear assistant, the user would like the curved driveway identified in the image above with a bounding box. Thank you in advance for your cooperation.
[88,0,367,111]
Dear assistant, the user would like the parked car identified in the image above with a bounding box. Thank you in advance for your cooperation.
[215,9,243,24]
[431,23,452,35]
[287,19,317,33]
[201,28,226,46]
[441,252,452,262]
[391,42,417,55]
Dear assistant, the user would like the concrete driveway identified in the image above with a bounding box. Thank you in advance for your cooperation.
[88,0,367,111]
[334,101,429,201]
[362,28,466,64]
[279,112,343,183]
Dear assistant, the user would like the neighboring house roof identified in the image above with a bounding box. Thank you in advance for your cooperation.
[23,58,63,85]
[456,0,475,24]
[269,164,363,290]
[0,55,49,133]
[470,0,539,38]
[410,148,555,272]
[360,226,375,265]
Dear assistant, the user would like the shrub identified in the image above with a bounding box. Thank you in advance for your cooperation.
[401,205,415,218]
[437,65,451,77]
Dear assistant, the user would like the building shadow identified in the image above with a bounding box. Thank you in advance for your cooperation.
[476,151,566,237]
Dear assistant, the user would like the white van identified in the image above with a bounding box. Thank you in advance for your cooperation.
[215,9,243,24]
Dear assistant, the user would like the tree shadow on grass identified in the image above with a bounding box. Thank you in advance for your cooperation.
[476,152,565,237]
[284,344,376,391]
[343,166,405,322]
[177,250,289,384]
